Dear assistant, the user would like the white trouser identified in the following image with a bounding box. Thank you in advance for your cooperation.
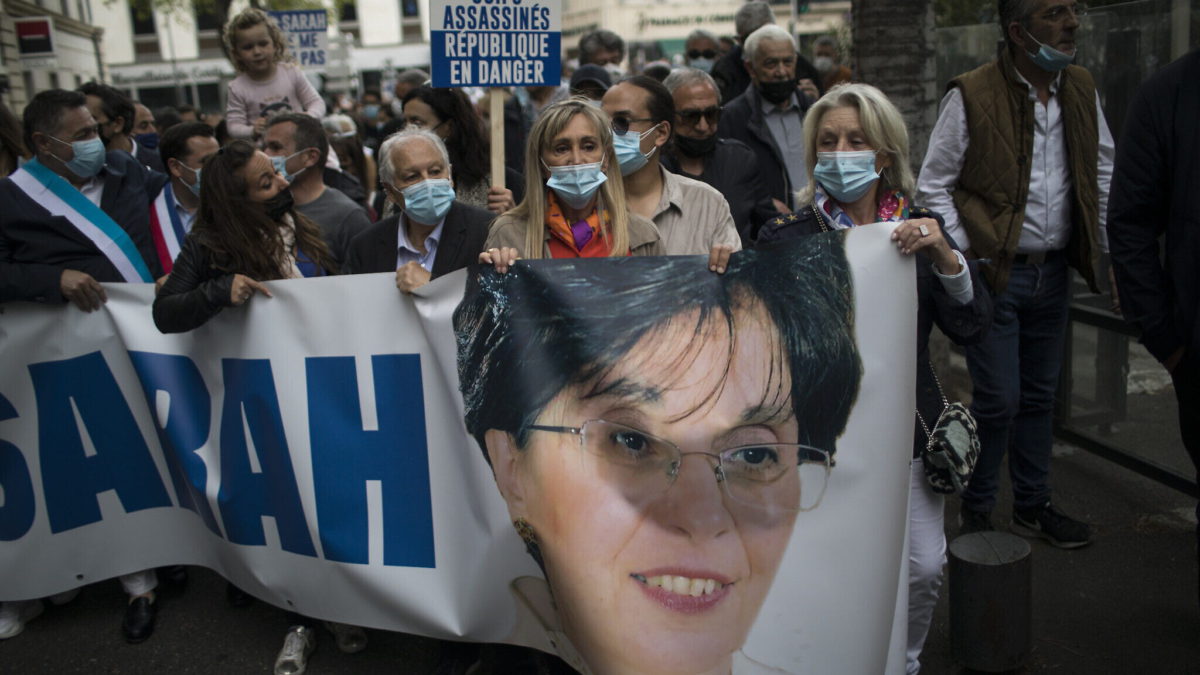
[119,570,157,597]
[907,458,947,674]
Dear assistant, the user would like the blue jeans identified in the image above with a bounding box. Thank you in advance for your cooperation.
[961,256,1070,512]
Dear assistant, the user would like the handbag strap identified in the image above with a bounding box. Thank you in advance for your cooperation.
[915,359,950,441]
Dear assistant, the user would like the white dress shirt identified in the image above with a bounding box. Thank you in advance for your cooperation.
[916,70,1115,253]
[395,212,446,272]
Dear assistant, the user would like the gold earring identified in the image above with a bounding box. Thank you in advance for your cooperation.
[513,517,537,546]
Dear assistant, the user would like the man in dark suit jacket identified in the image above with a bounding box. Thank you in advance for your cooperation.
[342,128,491,290]
[1108,48,1200,607]
[717,25,812,212]
[1,89,165,310]
[0,88,165,643]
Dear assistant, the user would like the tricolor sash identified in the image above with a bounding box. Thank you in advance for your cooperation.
[10,158,153,282]
[149,182,188,274]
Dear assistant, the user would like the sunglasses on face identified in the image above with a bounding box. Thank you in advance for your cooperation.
[677,106,722,127]
[687,49,718,60]
[610,115,656,135]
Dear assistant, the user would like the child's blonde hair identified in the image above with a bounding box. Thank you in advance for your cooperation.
[223,8,293,73]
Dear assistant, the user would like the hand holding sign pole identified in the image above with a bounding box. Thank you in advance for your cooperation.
[430,0,562,192]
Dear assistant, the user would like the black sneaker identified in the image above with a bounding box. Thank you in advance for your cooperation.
[958,506,994,535]
[1012,502,1092,549]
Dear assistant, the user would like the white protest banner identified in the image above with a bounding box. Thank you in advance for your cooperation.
[429,0,561,87]
[0,226,914,673]
[269,10,328,71]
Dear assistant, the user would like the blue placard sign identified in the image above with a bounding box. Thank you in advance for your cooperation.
[430,0,561,87]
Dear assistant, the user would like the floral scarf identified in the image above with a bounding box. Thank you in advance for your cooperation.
[814,183,909,230]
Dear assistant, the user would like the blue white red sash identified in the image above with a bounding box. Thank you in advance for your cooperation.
[10,158,153,282]
[148,182,188,274]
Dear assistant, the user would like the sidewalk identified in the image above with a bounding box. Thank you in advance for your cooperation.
[920,442,1199,674]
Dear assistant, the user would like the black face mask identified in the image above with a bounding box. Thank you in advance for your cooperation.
[675,133,718,158]
[263,188,295,221]
[758,78,799,105]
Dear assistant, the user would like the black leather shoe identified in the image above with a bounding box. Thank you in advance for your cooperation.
[225,582,253,608]
[122,597,156,644]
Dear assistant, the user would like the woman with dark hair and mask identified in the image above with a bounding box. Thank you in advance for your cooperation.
[152,139,336,333]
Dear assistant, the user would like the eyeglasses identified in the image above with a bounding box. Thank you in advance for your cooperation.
[611,115,656,135]
[527,419,833,514]
[687,49,718,60]
[677,106,722,128]
[1037,2,1087,22]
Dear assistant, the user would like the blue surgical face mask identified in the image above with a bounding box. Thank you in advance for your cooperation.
[271,148,312,183]
[814,150,881,204]
[400,178,456,225]
[543,160,607,210]
[363,104,380,120]
[689,57,715,73]
[177,162,202,197]
[613,124,660,176]
[1024,28,1075,72]
[49,135,106,178]
[135,132,160,150]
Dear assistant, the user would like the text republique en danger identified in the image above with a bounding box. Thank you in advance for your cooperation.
[439,0,554,85]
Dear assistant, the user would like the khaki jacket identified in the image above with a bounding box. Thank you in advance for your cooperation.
[484,211,665,258]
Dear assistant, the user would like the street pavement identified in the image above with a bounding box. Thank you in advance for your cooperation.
[2,442,1196,674]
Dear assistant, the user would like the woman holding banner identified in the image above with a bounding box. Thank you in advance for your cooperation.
[479,98,666,267]
[152,140,336,333]
[756,82,992,675]
[150,138,368,674]
[455,237,862,674]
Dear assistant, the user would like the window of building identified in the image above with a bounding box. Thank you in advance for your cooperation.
[340,1,358,22]
[130,6,157,35]
[402,22,422,42]
[49,72,60,89]
[401,0,419,18]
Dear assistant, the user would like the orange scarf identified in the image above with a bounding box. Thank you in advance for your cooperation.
[544,191,612,258]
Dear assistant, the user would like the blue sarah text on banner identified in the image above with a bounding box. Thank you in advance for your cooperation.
[128,352,223,536]
[29,352,173,533]
[218,358,317,558]
[0,393,35,541]
[307,355,436,568]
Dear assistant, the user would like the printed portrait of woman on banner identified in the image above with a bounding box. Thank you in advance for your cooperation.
[453,232,862,674]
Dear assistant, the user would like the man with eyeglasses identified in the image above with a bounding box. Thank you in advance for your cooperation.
[0,88,164,643]
[661,68,782,247]
[916,0,1114,549]
[683,29,721,73]
[600,75,740,259]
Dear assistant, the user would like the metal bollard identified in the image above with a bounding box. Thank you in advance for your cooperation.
[948,531,1033,672]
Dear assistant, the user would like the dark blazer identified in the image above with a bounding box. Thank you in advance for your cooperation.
[0,151,164,303]
[1108,48,1200,365]
[717,84,811,210]
[136,142,165,173]
[342,200,493,277]
[757,204,992,457]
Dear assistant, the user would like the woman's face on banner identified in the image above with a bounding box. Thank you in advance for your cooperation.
[498,302,801,674]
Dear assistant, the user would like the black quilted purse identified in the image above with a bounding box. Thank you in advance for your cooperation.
[917,363,980,494]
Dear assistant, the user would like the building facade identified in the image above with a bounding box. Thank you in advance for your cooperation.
[1,0,106,111]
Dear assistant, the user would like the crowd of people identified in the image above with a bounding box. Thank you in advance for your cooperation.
[1,0,1197,673]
